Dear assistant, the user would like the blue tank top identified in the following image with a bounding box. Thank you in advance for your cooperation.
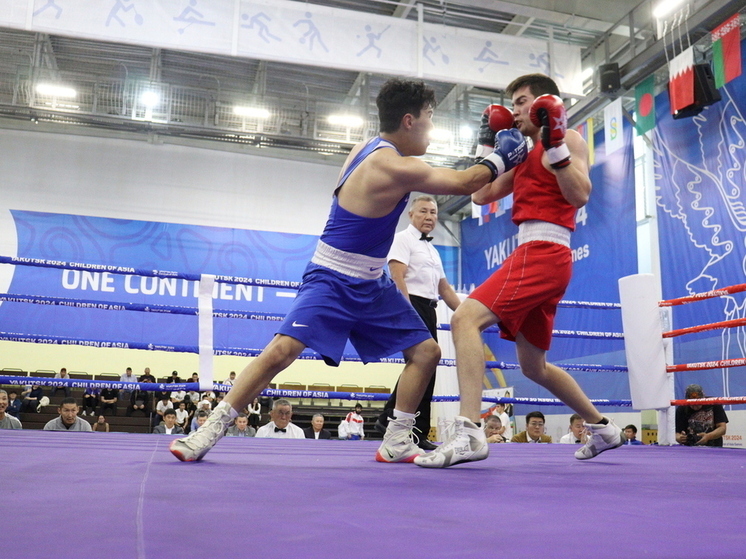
[319,137,409,259]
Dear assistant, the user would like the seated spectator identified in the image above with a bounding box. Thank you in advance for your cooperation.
[185,390,201,409]
[52,367,71,398]
[154,393,172,426]
[170,389,186,406]
[21,384,44,413]
[153,409,185,435]
[248,398,261,430]
[559,414,589,444]
[214,393,225,409]
[675,384,729,447]
[127,380,153,417]
[195,398,213,417]
[623,424,644,445]
[190,372,199,384]
[99,388,119,416]
[120,367,138,400]
[511,411,552,443]
[223,371,237,386]
[191,410,209,432]
[82,387,100,417]
[175,401,191,433]
[255,399,304,438]
[484,415,506,443]
[6,391,22,418]
[92,415,110,433]
[304,413,332,439]
[226,413,256,437]
[168,371,182,383]
[492,402,512,440]
[139,367,156,383]
[43,397,92,431]
[343,403,366,440]
[0,389,22,429]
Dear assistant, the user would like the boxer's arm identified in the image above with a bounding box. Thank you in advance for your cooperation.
[388,260,410,300]
[438,278,461,311]
[546,130,591,208]
[471,169,514,206]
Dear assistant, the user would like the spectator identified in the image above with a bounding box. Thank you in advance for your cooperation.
[81,386,100,417]
[186,389,201,409]
[337,419,348,440]
[190,372,199,384]
[255,399,304,439]
[43,397,92,431]
[623,424,644,445]
[304,413,332,439]
[92,415,110,433]
[99,387,119,416]
[344,403,366,440]
[248,398,261,430]
[511,411,552,443]
[374,196,461,451]
[170,388,186,406]
[155,393,172,425]
[491,402,512,440]
[226,413,256,437]
[484,415,505,443]
[153,409,185,435]
[139,367,156,383]
[127,379,152,417]
[675,384,728,447]
[120,367,138,400]
[559,414,589,444]
[52,367,71,398]
[223,371,237,387]
[191,410,209,432]
[21,384,45,413]
[6,391,22,418]
[175,401,191,433]
[168,371,182,383]
[0,389,22,429]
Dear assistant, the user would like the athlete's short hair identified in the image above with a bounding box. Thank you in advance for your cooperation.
[376,78,437,134]
[506,73,560,98]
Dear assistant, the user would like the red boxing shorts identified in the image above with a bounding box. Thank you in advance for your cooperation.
[469,241,572,351]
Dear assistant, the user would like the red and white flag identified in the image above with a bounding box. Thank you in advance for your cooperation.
[668,46,694,114]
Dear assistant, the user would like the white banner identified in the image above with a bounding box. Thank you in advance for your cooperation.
[604,97,624,156]
[9,0,583,95]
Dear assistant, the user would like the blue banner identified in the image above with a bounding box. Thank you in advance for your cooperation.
[654,39,746,401]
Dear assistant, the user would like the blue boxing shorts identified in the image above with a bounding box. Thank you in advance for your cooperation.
[277,263,432,366]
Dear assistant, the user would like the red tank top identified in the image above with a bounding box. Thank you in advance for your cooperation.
[511,143,576,231]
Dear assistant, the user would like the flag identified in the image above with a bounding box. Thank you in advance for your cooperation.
[635,75,656,135]
[712,14,741,88]
[668,46,694,115]
[472,200,497,225]
[604,97,623,156]
[576,118,595,165]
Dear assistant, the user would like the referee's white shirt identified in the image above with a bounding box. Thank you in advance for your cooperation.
[255,421,305,439]
[387,224,446,301]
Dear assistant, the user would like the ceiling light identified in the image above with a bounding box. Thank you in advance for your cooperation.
[140,91,160,108]
[328,114,364,128]
[459,125,473,140]
[35,83,76,98]
[652,0,685,19]
[233,106,270,119]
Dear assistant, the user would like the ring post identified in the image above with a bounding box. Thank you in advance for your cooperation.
[198,274,215,392]
[619,274,673,438]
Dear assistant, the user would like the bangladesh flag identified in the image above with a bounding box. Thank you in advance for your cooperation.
[712,14,741,88]
[635,75,655,135]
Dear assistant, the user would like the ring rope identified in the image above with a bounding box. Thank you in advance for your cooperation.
[659,283,746,307]
[0,255,621,310]
[1,293,625,340]
[662,317,746,338]
[670,396,746,406]
[0,375,633,406]
[667,358,746,373]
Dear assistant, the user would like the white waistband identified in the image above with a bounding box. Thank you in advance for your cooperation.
[311,240,386,280]
[517,220,571,248]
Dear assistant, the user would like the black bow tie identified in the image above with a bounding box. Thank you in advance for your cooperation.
[420,232,433,242]
[274,427,286,433]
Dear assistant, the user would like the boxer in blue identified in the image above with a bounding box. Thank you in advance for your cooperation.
[170,78,528,463]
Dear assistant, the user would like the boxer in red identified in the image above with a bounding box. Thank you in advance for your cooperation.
[416,73,625,468]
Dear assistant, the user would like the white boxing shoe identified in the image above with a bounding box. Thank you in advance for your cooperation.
[414,416,488,468]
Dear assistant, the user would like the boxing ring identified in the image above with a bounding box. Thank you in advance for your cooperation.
[2,262,746,558]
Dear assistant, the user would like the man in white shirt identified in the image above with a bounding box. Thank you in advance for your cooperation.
[492,402,513,441]
[344,403,366,440]
[255,399,304,439]
[559,414,589,444]
[120,366,137,401]
[375,196,461,450]
[223,371,237,387]
[153,409,185,435]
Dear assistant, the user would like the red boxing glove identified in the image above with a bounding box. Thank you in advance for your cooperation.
[529,94,571,169]
[475,104,514,160]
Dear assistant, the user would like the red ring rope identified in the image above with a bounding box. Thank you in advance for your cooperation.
[662,317,746,338]
[659,283,746,307]
[671,396,746,406]
[667,358,746,372]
